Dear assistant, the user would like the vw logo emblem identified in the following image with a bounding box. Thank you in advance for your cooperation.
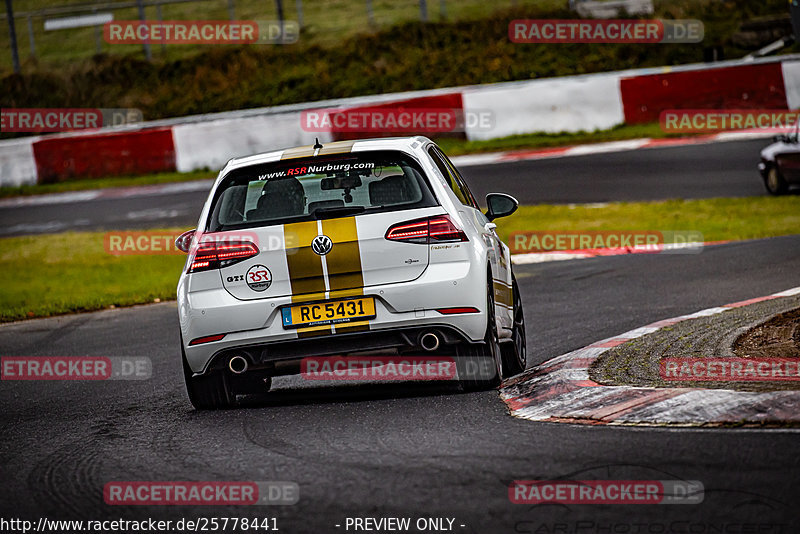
[311,235,333,256]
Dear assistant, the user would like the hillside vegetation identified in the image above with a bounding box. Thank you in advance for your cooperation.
[0,0,791,124]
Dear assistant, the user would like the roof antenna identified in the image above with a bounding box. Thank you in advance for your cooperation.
[313,137,323,150]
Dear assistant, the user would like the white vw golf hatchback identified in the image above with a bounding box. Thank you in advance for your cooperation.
[176,137,526,408]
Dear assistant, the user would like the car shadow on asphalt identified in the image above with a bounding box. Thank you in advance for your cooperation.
[230,380,473,409]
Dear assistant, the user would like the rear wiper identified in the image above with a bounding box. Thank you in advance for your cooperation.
[312,206,366,219]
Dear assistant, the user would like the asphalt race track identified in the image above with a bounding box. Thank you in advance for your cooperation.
[460,138,771,205]
[0,138,774,237]
[2,233,799,531]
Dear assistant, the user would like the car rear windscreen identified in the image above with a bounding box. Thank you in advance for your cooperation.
[206,150,438,231]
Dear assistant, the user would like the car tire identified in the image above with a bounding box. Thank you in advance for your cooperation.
[458,277,503,392]
[765,165,788,195]
[182,346,236,410]
[500,275,527,377]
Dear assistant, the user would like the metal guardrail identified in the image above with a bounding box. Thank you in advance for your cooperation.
[0,0,217,20]
[2,0,444,72]
[3,0,238,69]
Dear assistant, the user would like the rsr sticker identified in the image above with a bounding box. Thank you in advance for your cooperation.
[246,265,272,292]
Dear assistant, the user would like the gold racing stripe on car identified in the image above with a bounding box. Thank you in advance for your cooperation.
[280,145,315,160]
[285,221,326,299]
[335,321,370,334]
[322,217,364,291]
[323,217,370,334]
[289,288,361,304]
[285,217,370,337]
[318,140,356,156]
[284,220,328,338]
[493,279,513,309]
[279,140,355,160]
[284,218,369,336]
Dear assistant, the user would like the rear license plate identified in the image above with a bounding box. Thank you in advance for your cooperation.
[281,297,376,329]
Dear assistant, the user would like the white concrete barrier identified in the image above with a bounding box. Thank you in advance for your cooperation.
[573,0,654,18]
[3,54,800,186]
[0,137,39,187]
[462,72,625,140]
[781,60,800,111]
[172,112,334,172]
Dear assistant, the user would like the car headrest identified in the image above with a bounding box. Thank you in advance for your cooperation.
[368,175,412,206]
[247,178,306,221]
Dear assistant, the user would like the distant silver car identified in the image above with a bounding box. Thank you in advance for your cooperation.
[175,137,527,409]
[759,130,800,195]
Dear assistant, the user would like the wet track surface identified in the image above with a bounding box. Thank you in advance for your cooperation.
[0,138,773,237]
[461,138,770,204]
[2,235,799,531]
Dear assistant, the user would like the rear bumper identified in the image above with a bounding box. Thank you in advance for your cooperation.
[179,261,489,375]
[194,324,474,377]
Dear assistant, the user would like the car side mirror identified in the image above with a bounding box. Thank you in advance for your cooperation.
[485,193,518,221]
[175,229,196,253]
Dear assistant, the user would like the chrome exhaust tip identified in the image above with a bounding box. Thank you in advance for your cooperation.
[228,355,248,374]
[420,332,440,352]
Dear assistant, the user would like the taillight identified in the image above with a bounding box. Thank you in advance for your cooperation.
[436,307,480,315]
[189,333,226,346]
[187,241,259,273]
[385,215,468,244]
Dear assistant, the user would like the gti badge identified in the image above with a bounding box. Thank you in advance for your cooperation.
[311,235,333,256]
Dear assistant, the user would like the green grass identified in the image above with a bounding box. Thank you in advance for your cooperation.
[0,170,215,198]
[0,0,559,74]
[435,123,693,156]
[0,228,187,322]
[0,0,784,74]
[493,197,800,246]
[2,196,799,322]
